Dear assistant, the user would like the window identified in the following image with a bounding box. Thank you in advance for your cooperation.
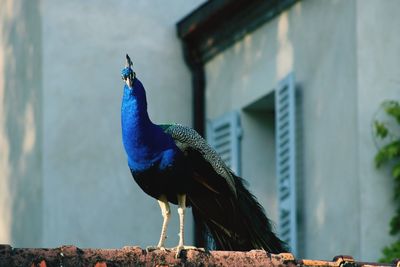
[207,111,242,176]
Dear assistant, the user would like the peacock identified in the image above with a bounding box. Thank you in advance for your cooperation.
[120,54,287,257]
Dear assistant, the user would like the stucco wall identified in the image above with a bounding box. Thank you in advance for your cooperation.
[40,0,204,248]
[356,0,400,259]
[0,0,43,247]
[205,0,395,261]
[292,1,359,260]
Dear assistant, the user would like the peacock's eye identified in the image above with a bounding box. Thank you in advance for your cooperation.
[121,67,133,80]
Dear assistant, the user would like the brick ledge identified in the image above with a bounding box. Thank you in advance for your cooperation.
[0,244,397,267]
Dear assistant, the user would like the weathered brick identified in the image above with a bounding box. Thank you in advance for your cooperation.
[0,245,395,267]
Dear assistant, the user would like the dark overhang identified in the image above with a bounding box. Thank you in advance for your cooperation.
[177,0,299,64]
[176,0,298,138]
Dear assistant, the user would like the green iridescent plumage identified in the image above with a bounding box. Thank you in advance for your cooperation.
[160,123,236,195]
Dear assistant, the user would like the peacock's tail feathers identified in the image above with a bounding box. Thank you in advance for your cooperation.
[190,173,288,253]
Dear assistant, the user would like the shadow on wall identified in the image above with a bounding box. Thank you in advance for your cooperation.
[0,0,42,247]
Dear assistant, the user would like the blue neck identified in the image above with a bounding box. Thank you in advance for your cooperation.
[121,79,175,169]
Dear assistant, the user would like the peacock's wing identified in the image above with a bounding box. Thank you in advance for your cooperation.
[160,124,286,252]
[160,124,236,196]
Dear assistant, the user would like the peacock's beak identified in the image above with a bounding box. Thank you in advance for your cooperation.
[125,77,133,88]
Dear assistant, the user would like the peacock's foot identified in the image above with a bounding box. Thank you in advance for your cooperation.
[174,245,204,258]
[146,246,169,253]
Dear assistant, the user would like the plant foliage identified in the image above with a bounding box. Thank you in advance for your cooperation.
[373,100,400,263]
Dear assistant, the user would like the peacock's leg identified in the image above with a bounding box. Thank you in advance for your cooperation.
[175,194,198,258]
[147,195,171,251]
[157,195,171,249]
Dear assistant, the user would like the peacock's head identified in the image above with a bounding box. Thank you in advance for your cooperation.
[121,54,136,88]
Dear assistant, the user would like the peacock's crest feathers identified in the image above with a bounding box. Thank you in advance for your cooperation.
[160,123,236,195]
[121,54,136,87]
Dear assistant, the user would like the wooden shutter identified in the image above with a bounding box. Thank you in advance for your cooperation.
[275,73,297,255]
[207,111,242,176]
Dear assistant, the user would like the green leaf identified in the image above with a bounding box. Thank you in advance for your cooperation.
[383,100,400,124]
[393,163,400,180]
[374,121,389,139]
[389,212,400,235]
[395,182,400,200]
[376,100,400,263]
[375,140,400,168]
[379,241,400,263]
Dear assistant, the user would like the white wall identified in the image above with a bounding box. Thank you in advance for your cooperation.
[0,0,204,249]
[0,0,42,247]
[356,0,400,258]
[205,0,397,261]
[40,0,205,249]
[206,0,359,259]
